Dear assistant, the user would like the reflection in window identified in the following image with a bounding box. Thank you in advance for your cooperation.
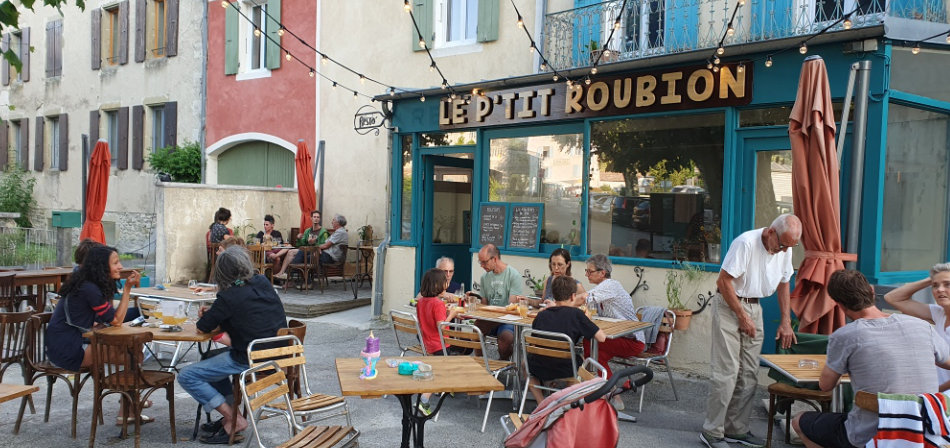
[489,134,583,247]
[754,150,804,267]
[589,113,724,262]
[881,105,949,272]
[400,135,413,240]
[420,131,476,147]
[432,165,472,244]
[739,103,849,127]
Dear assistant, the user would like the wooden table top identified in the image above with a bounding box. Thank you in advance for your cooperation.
[459,306,653,338]
[0,384,40,404]
[335,356,504,398]
[85,321,215,342]
[131,286,217,303]
[760,354,850,384]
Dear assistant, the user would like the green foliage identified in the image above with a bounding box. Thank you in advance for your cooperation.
[0,229,55,266]
[0,167,36,227]
[147,141,201,183]
[665,262,704,310]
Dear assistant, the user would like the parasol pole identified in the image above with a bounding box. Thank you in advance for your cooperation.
[844,60,872,270]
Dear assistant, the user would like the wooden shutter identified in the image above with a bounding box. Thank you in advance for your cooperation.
[166,0,178,57]
[89,110,99,148]
[224,6,239,75]
[53,21,62,76]
[46,22,54,77]
[264,0,280,69]
[477,0,499,43]
[117,107,129,169]
[118,1,130,65]
[0,121,7,171]
[163,101,177,149]
[19,118,28,170]
[131,105,144,170]
[58,113,68,171]
[134,0,145,62]
[91,9,101,70]
[20,27,29,82]
[411,0,432,52]
[33,117,43,171]
[2,34,9,86]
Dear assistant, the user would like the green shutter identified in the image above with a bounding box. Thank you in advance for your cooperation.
[224,6,239,75]
[218,142,294,187]
[411,0,433,52]
[265,0,280,69]
[477,0,499,43]
[264,143,294,187]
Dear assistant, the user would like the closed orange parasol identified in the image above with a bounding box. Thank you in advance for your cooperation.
[79,140,111,244]
[295,140,316,232]
[789,56,857,334]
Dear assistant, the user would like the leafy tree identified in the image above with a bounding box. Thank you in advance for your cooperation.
[147,141,201,183]
[1,0,84,71]
[0,167,37,227]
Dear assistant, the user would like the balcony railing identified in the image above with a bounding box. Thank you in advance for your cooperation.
[542,0,948,71]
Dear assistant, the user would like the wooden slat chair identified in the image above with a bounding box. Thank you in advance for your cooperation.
[240,361,359,448]
[518,329,582,416]
[437,321,514,432]
[389,310,426,357]
[611,307,680,413]
[207,241,223,283]
[500,357,607,436]
[247,335,351,427]
[249,244,275,282]
[1,308,35,416]
[287,246,321,290]
[88,330,176,448]
[317,245,349,292]
[0,272,18,311]
[854,390,878,412]
[15,312,94,438]
[278,320,308,399]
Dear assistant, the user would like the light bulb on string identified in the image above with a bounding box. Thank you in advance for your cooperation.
[278,27,285,37]
[727,26,735,37]
[221,0,228,8]
[602,49,610,57]
[717,46,724,55]
[912,44,920,55]
[332,82,337,88]
[553,74,559,82]
[517,16,524,28]
[353,91,358,98]
[420,95,426,102]
[390,87,396,96]
[254,27,261,38]
[321,55,328,65]
[706,61,713,69]
[946,32,950,43]
[429,62,435,72]
[566,80,573,87]
[359,75,366,85]
[738,0,745,5]
[441,81,448,90]
[419,39,426,49]
[614,19,621,30]
[529,44,536,53]
[713,56,720,65]
[737,63,745,73]
[584,77,591,86]
[591,67,598,75]
[843,18,853,29]
[472,88,479,96]
[285,52,291,61]
[450,93,457,100]
[540,62,547,70]
[712,65,720,73]
[309,69,315,77]
[404,1,411,12]
[799,43,807,54]
[765,56,773,67]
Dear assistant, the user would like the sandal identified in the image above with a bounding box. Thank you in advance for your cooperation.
[200,417,224,435]
[199,427,244,445]
[115,414,155,426]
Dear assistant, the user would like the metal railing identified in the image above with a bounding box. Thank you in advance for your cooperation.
[542,0,946,71]
[0,227,57,269]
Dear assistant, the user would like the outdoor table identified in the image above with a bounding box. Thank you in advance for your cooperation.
[0,384,39,405]
[352,245,374,290]
[13,268,70,311]
[335,356,504,448]
[84,321,217,371]
[130,286,217,314]
[760,354,850,411]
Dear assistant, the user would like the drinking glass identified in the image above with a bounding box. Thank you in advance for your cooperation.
[188,279,198,291]
[467,295,479,313]
[518,298,528,319]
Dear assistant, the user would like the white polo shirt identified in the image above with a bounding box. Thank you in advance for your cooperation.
[720,228,794,298]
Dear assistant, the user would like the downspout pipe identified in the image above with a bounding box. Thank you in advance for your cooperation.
[844,60,872,270]
[373,124,393,318]
[200,0,208,183]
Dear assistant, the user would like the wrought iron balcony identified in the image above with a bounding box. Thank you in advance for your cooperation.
[542,0,948,71]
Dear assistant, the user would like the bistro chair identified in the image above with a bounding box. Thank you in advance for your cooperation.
[15,312,94,438]
[278,320,308,399]
[519,329,585,416]
[389,310,426,357]
[246,335,351,427]
[0,309,34,381]
[287,246,321,290]
[88,330,176,448]
[611,307,680,413]
[0,272,18,311]
[317,245,349,292]
[248,244,275,282]
[240,361,359,448]
[437,321,514,432]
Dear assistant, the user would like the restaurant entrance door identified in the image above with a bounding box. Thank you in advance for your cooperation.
[420,155,475,292]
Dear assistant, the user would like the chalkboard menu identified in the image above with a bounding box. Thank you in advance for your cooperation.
[508,205,543,251]
[478,203,507,247]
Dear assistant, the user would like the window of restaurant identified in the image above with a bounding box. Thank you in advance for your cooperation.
[880,104,950,272]
[588,112,724,262]
[488,132,584,250]
[399,134,413,241]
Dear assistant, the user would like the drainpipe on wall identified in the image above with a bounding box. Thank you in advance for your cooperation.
[200,0,209,183]
[533,0,547,73]
[844,60,872,270]
[372,124,394,318]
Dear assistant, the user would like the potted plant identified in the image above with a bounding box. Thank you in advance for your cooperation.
[357,225,374,247]
[665,262,704,330]
[703,225,722,263]
[522,269,546,297]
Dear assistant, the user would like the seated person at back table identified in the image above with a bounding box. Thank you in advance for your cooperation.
[792,269,950,448]
[179,246,287,444]
[209,207,233,244]
[318,214,349,265]
[579,254,646,378]
[255,214,287,263]
[466,244,523,360]
[415,257,462,303]
[416,268,465,356]
[527,275,606,407]
[538,248,585,307]
[274,209,328,279]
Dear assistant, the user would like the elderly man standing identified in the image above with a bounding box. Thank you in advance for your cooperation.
[701,214,802,448]
[467,243,522,360]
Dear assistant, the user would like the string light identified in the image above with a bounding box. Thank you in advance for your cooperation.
[309,68,315,77]
[321,55,328,65]
[404,0,411,12]
[566,80,573,87]
[738,0,745,5]
[420,95,425,102]
[713,56,720,65]
[441,81,448,89]
[418,38,426,49]
[472,88,479,96]
[540,62,547,70]
[717,46,725,55]
[450,93,457,100]
[429,62,435,72]
[614,19,621,30]
[584,77,592,85]
[553,74,559,82]
[726,26,735,37]
[517,16,524,28]
[765,56,773,67]
[509,0,573,88]
[332,81,337,88]
[591,67,598,74]
[285,51,291,61]
[529,44,536,53]
[353,91,358,98]
[602,49,610,57]
[253,27,261,38]
[390,87,395,96]
[359,75,366,85]
[737,63,745,73]
[277,27,285,37]
[712,65,719,72]
[706,61,713,69]
[799,43,808,54]
[947,32,950,43]
[912,44,920,54]
[221,0,228,8]
[843,17,853,29]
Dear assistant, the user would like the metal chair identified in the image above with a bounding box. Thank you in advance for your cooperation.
[246,335,351,427]
[611,306,680,413]
[278,319,308,399]
[518,329,581,416]
[240,361,359,448]
[438,321,514,432]
[389,309,426,357]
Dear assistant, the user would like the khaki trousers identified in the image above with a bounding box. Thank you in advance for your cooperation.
[702,295,764,438]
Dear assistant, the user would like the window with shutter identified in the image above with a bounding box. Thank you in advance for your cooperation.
[49,116,60,171]
[10,31,22,81]
[435,0,477,47]
[19,27,30,82]
[150,105,165,151]
[11,120,24,169]
[224,6,239,75]
[18,119,29,170]
[105,110,119,163]
[264,0,280,70]
[102,6,121,65]
[0,121,7,171]
[58,113,68,171]
[33,117,43,171]
[131,105,144,169]
[46,21,63,77]
[145,0,166,57]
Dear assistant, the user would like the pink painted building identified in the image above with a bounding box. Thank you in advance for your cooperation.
[205,0,316,188]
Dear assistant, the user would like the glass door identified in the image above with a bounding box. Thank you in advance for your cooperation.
[421,155,474,290]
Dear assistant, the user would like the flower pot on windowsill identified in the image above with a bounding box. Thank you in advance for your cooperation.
[672,309,693,331]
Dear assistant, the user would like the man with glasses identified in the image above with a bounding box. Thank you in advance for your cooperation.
[467,244,523,360]
[415,257,462,302]
[701,213,802,448]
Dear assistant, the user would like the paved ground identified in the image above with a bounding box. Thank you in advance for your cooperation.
[0,305,804,448]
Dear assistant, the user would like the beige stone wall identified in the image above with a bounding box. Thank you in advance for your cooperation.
[155,182,305,284]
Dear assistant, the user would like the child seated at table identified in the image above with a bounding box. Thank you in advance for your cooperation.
[526,275,606,407]
[415,268,466,415]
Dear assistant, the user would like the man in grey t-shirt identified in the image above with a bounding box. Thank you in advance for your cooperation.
[319,214,349,264]
[792,270,950,448]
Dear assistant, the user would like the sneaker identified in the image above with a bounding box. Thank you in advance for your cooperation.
[417,401,433,417]
[274,273,287,280]
[700,431,731,448]
[724,431,767,448]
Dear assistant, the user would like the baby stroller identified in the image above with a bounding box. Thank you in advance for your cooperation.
[502,366,653,448]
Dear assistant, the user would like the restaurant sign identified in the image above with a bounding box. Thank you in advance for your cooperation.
[439,62,752,130]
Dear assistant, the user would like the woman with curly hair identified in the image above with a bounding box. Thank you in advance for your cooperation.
[46,245,144,423]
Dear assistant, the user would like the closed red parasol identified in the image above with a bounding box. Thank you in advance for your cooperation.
[295,140,316,232]
[79,140,111,244]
